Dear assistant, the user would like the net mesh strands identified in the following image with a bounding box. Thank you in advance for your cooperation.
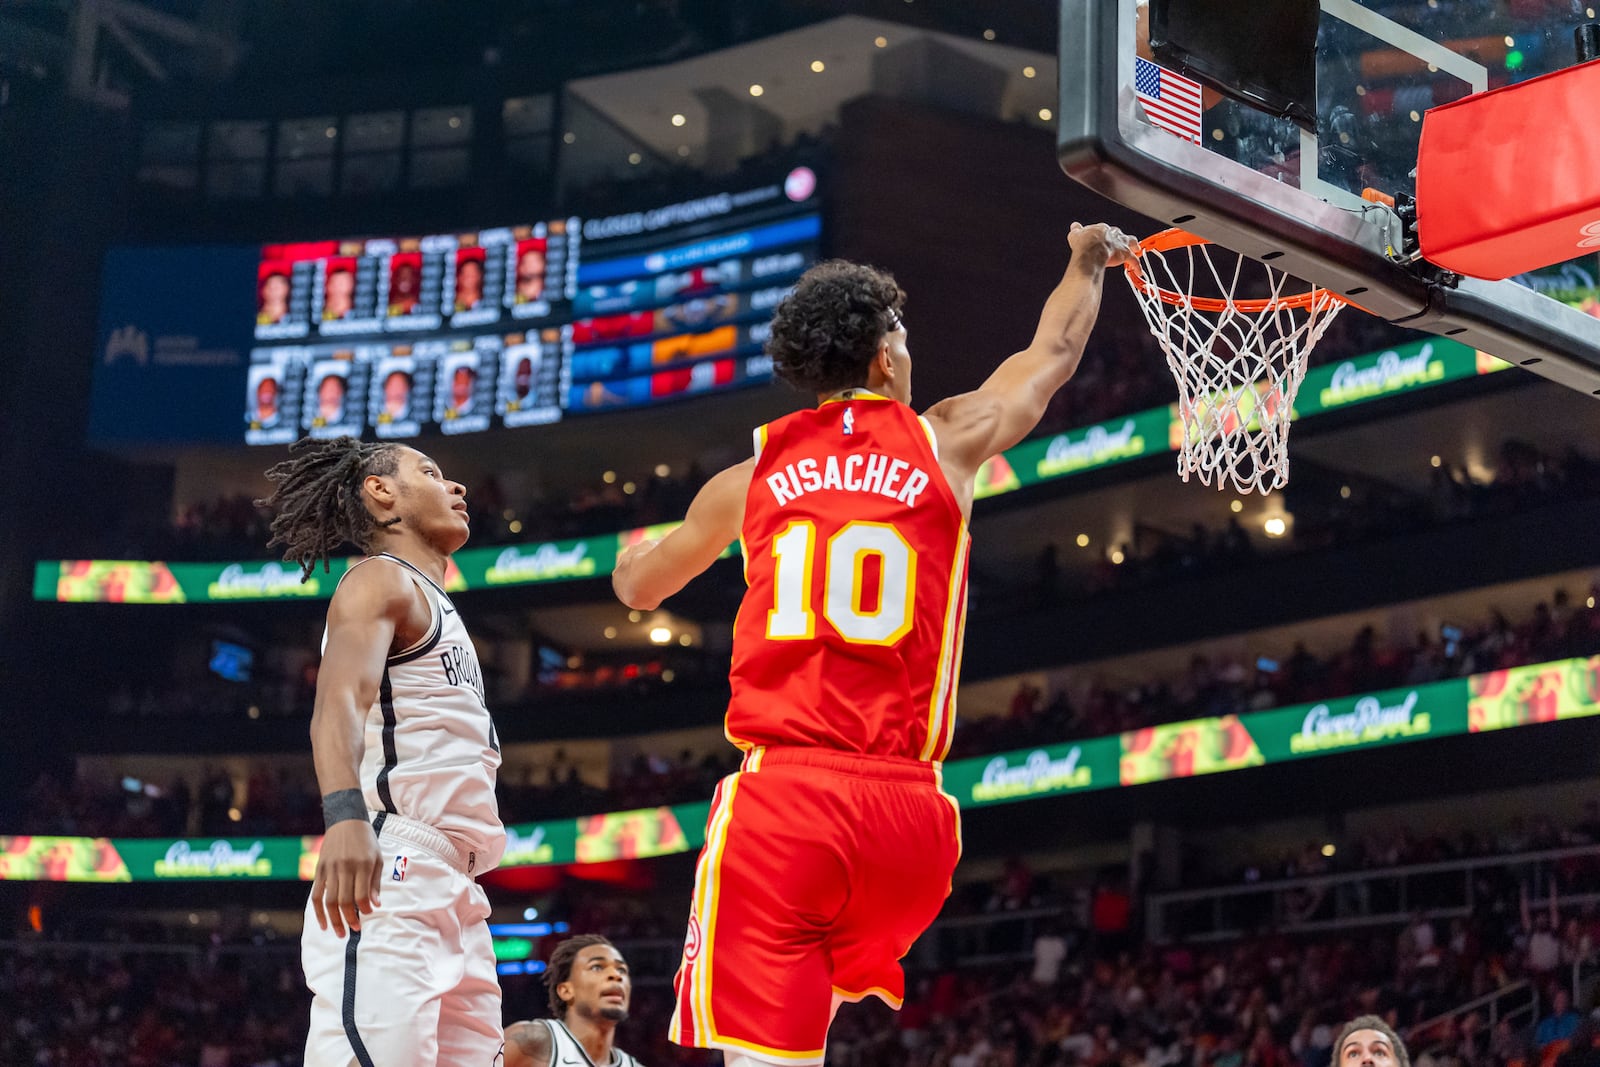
[1123,229,1348,495]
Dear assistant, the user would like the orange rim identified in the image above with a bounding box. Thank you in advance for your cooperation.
[1124,228,1350,314]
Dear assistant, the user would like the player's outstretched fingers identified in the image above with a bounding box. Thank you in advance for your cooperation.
[351,869,372,926]
[339,865,364,932]
[329,865,352,937]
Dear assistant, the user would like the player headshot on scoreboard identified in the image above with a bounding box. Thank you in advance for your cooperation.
[313,368,348,427]
[440,354,480,420]
[387,252,423,317]
[322,259,358,321]
[454,249,486,312]
[514,239,547,304]
[497,344,540,413]
[381,368,413,422]
[257,265,291,326]
[248,366,283,429]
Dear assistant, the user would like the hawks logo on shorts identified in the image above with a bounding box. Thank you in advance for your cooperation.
[683,914,702,961]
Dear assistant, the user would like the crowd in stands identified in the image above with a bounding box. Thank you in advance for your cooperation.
[1212,805,1600,891]
[1011,442,1600,614]
[0,943,308,1067]
[948,578,1600,761]
[13,805,1600,1066]
[794,810,1600,1067]
[19,582,1598,841]
[13,743,747,841]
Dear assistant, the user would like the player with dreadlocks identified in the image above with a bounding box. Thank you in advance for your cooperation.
[501,935,645,1067]
[259,435,506,1067]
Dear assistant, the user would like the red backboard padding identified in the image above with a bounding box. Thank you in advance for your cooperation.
[1417,59,1600,280]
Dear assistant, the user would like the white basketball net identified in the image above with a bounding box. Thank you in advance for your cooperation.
[1124,234,1347,495]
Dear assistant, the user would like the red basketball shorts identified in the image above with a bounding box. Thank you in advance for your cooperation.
[669,746,963,1064]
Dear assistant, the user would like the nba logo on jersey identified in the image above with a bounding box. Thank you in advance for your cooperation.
[391,854,408,882]
[842,408,855,435]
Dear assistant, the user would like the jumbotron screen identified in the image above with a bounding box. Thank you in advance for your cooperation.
[243,168,821,446]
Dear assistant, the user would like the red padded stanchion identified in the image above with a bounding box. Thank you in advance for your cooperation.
[1417,59,1600,280]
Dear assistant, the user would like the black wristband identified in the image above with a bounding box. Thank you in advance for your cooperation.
[321,789,368,830]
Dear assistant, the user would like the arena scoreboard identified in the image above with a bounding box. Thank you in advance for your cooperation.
[243,168,821,445]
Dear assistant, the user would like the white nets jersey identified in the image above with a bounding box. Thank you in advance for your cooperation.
[325,553,505,873]
[540,1019,644,1067]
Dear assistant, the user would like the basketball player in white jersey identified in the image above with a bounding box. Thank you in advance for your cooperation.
[259,435,505,1066]
[502,935,645,1067]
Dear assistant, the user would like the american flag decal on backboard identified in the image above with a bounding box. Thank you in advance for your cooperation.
[1134,56,1203,145]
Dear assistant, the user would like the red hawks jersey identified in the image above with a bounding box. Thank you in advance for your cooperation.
[726,389,971,763]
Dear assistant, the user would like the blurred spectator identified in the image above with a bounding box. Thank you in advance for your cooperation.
[1537,990,1582,1049]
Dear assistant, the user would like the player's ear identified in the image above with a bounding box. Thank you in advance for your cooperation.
[874,342,895,383]
[363,472,398,510]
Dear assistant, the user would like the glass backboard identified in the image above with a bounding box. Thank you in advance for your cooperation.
[1059,0,1600,396]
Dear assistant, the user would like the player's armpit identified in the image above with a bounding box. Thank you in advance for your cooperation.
[921,390,1008,492]
[502,1020,553,1067]
[612,457,753,610]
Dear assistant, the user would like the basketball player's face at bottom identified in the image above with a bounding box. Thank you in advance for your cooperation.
[393,448,470,554]
[1341,1032,1397,1067]
[565,945,631,1023]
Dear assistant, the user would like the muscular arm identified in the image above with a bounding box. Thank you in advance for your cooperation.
[308,561,429,936]
[611,458,753,611]
[502,1020,553,1067]
[924,223,1137,492]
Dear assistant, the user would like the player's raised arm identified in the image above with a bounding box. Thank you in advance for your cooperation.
[924,222,1137,483]
[308,562,422,937]
[612,457,754,611]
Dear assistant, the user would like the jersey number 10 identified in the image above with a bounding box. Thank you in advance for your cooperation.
[765,520,917,646]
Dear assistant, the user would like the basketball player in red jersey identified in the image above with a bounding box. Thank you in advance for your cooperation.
[612,222,1136,1067]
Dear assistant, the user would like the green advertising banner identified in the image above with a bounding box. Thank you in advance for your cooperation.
[114,836,304,880]
[1246,680,1469,760]
[35,526,733,604]
[39,559,343,605]
[5,659,1599,881]
[1294,337,1508,416]
[941,737,1120,804]
[499,819,579,869]
[457,537,615,588]
[975,408,1170,501]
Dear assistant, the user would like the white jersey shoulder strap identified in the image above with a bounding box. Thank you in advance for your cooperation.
[332,554,443,663]
[373,554,448,663]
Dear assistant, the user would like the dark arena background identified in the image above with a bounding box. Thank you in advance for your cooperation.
[2,1,1600,1065]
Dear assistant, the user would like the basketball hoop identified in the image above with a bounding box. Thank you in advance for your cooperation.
[1123,228,1351,496]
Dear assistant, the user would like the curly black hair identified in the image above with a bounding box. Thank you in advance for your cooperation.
[765,260,905,395]
[546,934,616,1018]
[256,436,402,581]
